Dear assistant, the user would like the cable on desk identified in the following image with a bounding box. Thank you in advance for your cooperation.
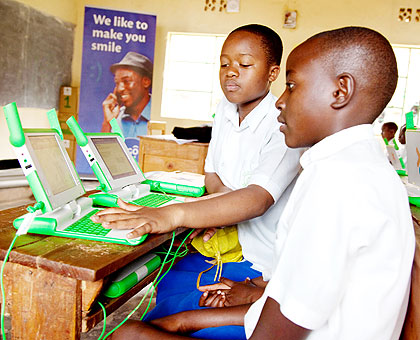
[97,301,107,340]
[99,229,194,339]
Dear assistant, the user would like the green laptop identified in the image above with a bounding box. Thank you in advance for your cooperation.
[3,102,146,245]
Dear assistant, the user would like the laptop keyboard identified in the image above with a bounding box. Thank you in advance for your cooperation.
[64,194,176,237]
[131,193,176,207]
[64,209,110,236]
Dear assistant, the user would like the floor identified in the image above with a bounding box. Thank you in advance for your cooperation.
[3,286,156,340]
[81,287,156,340]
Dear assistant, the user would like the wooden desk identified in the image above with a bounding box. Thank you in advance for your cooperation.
[0,203,186,340]
[139,136,209,174]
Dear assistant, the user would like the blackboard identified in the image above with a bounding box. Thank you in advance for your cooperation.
[0,0,74,109]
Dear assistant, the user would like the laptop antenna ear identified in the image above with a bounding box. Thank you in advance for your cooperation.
[46,108,64,140]
[3,102,25,147]
[110,118,125,141]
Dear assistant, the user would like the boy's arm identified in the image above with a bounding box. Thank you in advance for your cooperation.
[151,304,250,333]
[250,297,309,340]
[92,184,274,238]
[111,306,250,340]
[205,172,232,194]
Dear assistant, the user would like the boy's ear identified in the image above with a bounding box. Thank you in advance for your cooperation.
[268,65,280,83]
[331,73,354,109]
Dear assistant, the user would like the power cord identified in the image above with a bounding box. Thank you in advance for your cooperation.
[1,203,44,340]
[98,229,194,339]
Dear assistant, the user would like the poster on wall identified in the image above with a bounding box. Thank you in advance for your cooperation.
[77,6,156,175]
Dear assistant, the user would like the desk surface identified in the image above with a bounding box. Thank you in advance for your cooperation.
[0,203,184,282]
[0,201,187,339]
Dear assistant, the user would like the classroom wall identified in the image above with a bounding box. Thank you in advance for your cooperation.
[72,0,420,134]
[3,0,420,160]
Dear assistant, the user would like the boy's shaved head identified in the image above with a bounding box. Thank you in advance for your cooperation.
[307,26,398,120]
[230,24,283,66]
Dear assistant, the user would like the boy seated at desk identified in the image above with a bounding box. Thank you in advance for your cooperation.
[95,23,302,339]
[109,26,415,340]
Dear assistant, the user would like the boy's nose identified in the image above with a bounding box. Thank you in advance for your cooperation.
[226,65,239,77]
[275,95,285,111]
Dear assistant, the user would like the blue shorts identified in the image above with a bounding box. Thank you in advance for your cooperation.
[144,252,261,339]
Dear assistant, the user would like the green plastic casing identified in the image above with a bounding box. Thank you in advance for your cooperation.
[110,118,124,141]
[66,116,112,191]
[13,216,148,245]
[143,179,205,197]
[406,111,415,130]
[3,102,25,147]
[89,192,119,207]
[91,162,112,192]
[46,108,64,140]
[103,255,161,298]
[66,116,88,146]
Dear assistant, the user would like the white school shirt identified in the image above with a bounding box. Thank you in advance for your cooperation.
[245,124,415,340]
[205,92,302,278]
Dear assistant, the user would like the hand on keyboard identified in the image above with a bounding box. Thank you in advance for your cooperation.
[90,198,180,238]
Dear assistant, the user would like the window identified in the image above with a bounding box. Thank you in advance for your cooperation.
[374,45,420,133]
[161,32,227,121]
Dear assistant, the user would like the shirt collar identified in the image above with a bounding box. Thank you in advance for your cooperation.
[119,97,151,122]
[224,92,275,132]
[300,124,375,169]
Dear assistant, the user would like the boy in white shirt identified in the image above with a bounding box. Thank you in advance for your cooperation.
[110,26,415,340]
[98,24,301,339]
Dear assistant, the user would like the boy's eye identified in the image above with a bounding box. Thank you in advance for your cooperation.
[286,82,295,91]
[221,63,229,68]
[240,64,252,68]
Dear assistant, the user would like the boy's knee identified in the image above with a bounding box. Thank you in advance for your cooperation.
[110,320,142,340]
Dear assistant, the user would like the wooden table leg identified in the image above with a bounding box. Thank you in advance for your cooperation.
[9,263,82,340]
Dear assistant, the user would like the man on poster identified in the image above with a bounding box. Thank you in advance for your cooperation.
[101,51,153,138]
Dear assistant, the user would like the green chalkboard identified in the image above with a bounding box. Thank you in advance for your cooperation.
[0,0,74,109]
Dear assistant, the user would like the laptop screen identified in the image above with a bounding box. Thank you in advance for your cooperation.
[28,135,77,195]
[25,132,85,210]
[91,137,137,180]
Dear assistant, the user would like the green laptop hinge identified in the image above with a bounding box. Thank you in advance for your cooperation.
[26,171,52,213]
[46,108,64,140]
[3,102,25,147]
[92,162,112,192]
[66,116,88,146]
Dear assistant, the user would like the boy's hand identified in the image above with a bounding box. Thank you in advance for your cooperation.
[198,277,265,307]
[188,227,218,242]
[199,290,226,308]
[91,199,182,238]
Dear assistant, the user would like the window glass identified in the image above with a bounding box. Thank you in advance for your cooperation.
[161,32,227,121]
[374,45,420,134]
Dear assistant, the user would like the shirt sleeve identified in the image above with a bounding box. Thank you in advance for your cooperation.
[264,167,383,330]
[204,102,222,174]
[248,129,302,202]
